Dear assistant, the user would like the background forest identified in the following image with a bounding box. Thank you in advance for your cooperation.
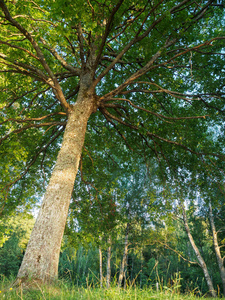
[1,162,225,297]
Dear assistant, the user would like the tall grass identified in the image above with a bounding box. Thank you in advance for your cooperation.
[0,275,221,300]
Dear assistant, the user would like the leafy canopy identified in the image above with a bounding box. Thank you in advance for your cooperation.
[0,0,224,214]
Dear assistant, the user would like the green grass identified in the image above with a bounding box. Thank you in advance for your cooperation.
[0,278,222,300]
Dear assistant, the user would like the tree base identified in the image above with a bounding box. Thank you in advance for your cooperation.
[13,276,57,290]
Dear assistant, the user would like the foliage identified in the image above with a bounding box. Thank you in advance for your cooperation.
[0,0,224,215]
[0,198,224,297]
[0,234,23,278]
[0,213,35,277]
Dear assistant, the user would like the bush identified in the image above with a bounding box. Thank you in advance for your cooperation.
[0,233,23,277]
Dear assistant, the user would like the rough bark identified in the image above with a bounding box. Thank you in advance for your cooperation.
[106,235,112,289]
[16,92,97,285]
[182,205,217,297]
[118,223,129,287]
[209,203,225,297]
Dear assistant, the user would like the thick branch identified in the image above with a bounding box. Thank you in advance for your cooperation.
[39,37,81,75]
[100,40,176,100]
[94,0,125,69]
[92,1,170,87]
[77,23,86,67]
[0,0,70,111]
[0,56,48,82]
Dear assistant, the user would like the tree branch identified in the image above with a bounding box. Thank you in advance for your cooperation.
[0,125,65,209]
[0,0,71,111]
[39,37,81,75]
[100,107,224,159]
[0,40,39,60]
[102,97,209,122]
[0,121,66,145]
[157,240,199,266]
[0,112,66,125]
[94,0,125,69]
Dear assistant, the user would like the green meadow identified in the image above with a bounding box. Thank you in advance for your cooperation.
[0,277,221,300]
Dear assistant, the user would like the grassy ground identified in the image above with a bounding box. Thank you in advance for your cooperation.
[0,278,222,300]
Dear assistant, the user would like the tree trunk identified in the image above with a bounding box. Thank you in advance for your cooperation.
[123,254,128,289]
[139,250,143,287]
[182,205,217,297]
[106,235,112,289]
[82,250,89,280]
[209,203,225,297]
[16,93,97,285]
[118,223,129,287]
[99,241,103,288]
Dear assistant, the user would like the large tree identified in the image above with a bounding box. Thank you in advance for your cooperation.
[0,0,224,284]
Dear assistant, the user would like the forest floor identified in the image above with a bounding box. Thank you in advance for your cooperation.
[0,278,222,300]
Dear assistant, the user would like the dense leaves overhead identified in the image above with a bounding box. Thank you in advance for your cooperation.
[0,0,225,213]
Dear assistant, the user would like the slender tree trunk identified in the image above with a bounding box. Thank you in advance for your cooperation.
[123,254,128,289]
[99,241,103,288]
[182,205,217,297]
[209,203,225,297]
[118,223,129,287]
[106,235,112,289]
[140,250,143,287]
[82,251,89,280]
[16,92,97,285]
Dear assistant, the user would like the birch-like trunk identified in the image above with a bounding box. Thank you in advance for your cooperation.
[106,235,112,289]
[99,244,103,288]
[118,223,129,287]
[16,93,96,285]
[182,205,216,297]
[123,254,128,289]
[209,203,225,297]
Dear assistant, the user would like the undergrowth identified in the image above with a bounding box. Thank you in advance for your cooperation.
[0,275,222,300]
